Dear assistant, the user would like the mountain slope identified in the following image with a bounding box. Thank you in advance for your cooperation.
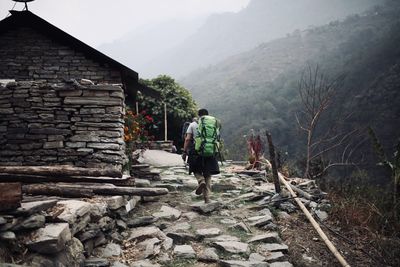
[181,1,400,160]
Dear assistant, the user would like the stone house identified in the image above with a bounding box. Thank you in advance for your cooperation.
[0,10,159,175]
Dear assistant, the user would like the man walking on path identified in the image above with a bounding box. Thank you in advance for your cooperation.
[182,109,220,203]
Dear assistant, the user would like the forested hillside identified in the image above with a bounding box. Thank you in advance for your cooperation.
[181,1,400,168]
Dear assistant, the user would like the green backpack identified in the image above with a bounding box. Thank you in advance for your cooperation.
[195,115,221,157]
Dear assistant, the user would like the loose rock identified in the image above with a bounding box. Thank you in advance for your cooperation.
[191,201,222,214]
[152,205,181,221]
[248,232,281,244]
[196,228,221,238]
[214,241,249,254]
[259,243,289,253]
[198,247,219,262]
[26,223,72,254]
[173,245,196,259]
[220,260,269,267]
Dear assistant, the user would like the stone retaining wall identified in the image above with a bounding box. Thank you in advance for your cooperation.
[0,80,126,172]
[0,196,141,266]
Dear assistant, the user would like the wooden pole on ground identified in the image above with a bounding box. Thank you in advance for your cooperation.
[278,173,351,267]
[266,131,281,193]
[164,102,168,141]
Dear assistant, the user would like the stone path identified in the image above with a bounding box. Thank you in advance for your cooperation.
[106,162,294,267]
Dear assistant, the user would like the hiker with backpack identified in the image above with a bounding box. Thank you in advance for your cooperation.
[182,109,221,203]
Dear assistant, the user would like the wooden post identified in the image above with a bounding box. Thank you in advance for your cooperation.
[0,183,22,211]
[135,101,139,115]
[164,102,167,141]
[266,131,281,193]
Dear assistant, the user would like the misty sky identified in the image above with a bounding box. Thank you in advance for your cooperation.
[0,0,250,47]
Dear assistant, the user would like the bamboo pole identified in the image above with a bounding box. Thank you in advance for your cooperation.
[278,173,351,267]
[164,102,167,141]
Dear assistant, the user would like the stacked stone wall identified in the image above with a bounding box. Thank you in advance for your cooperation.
[0,27,123,83]
[0,80,126,172]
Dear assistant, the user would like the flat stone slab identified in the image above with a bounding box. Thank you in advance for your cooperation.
[166,232,196,245]
[0,231,16,240]
[56,200,92,224]
[173,245,196,259]
[220,218,237,224]
[205,235,240,243]
[128,226,166,242]
[214,241,249,254]
[106,196,127,210]
[152,205,181,221]
[138,150,184,167]
[135,179,151,187]
[12,214,45,231]
[131,260,161,267]
[196,228,221,238]
[84,258,110,267]
[248,232,281,244]
[246,214,273,227]
[191,201,222,214]
[127,216,158,228]
[165,222,191,232]
[265,252,286,263]
[12,200,58,215]
[26,223,72,254]
[220,260,269,267]
[260,243,289,253]
[100,243,122,257]
[138,237,162,258]
[198,247,219,262]
[269,262,293,267]
[229,222,251,233]
[249,253,266,262]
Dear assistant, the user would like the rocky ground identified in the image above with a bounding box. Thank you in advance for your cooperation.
[2,151,377,267]
[108,162,295,267]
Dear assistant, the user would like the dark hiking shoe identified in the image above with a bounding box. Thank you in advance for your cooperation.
[195,182,206,195]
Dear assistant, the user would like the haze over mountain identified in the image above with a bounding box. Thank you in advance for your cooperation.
[181,0,400,162]
[98,17,207,77]
[100,0,381,78]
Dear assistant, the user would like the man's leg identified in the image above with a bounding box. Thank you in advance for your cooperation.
[203,175,211,203]
[194,172,206,195]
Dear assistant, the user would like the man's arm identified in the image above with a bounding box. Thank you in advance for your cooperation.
[183,133,193,154]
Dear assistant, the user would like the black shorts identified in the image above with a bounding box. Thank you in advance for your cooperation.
[188,151,220,176]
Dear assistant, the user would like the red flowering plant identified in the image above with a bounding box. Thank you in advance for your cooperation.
[246,129,264,170]
[124,108,155,170]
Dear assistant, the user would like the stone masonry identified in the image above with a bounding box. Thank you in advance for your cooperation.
[0,27,122,84]
[0,80,126,172]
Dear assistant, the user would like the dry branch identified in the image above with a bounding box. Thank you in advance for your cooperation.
[22,183,168,197]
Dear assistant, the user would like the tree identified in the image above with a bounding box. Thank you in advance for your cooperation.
[296,65,363,178]
[368,127,400,220]
[137,75,197,149]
